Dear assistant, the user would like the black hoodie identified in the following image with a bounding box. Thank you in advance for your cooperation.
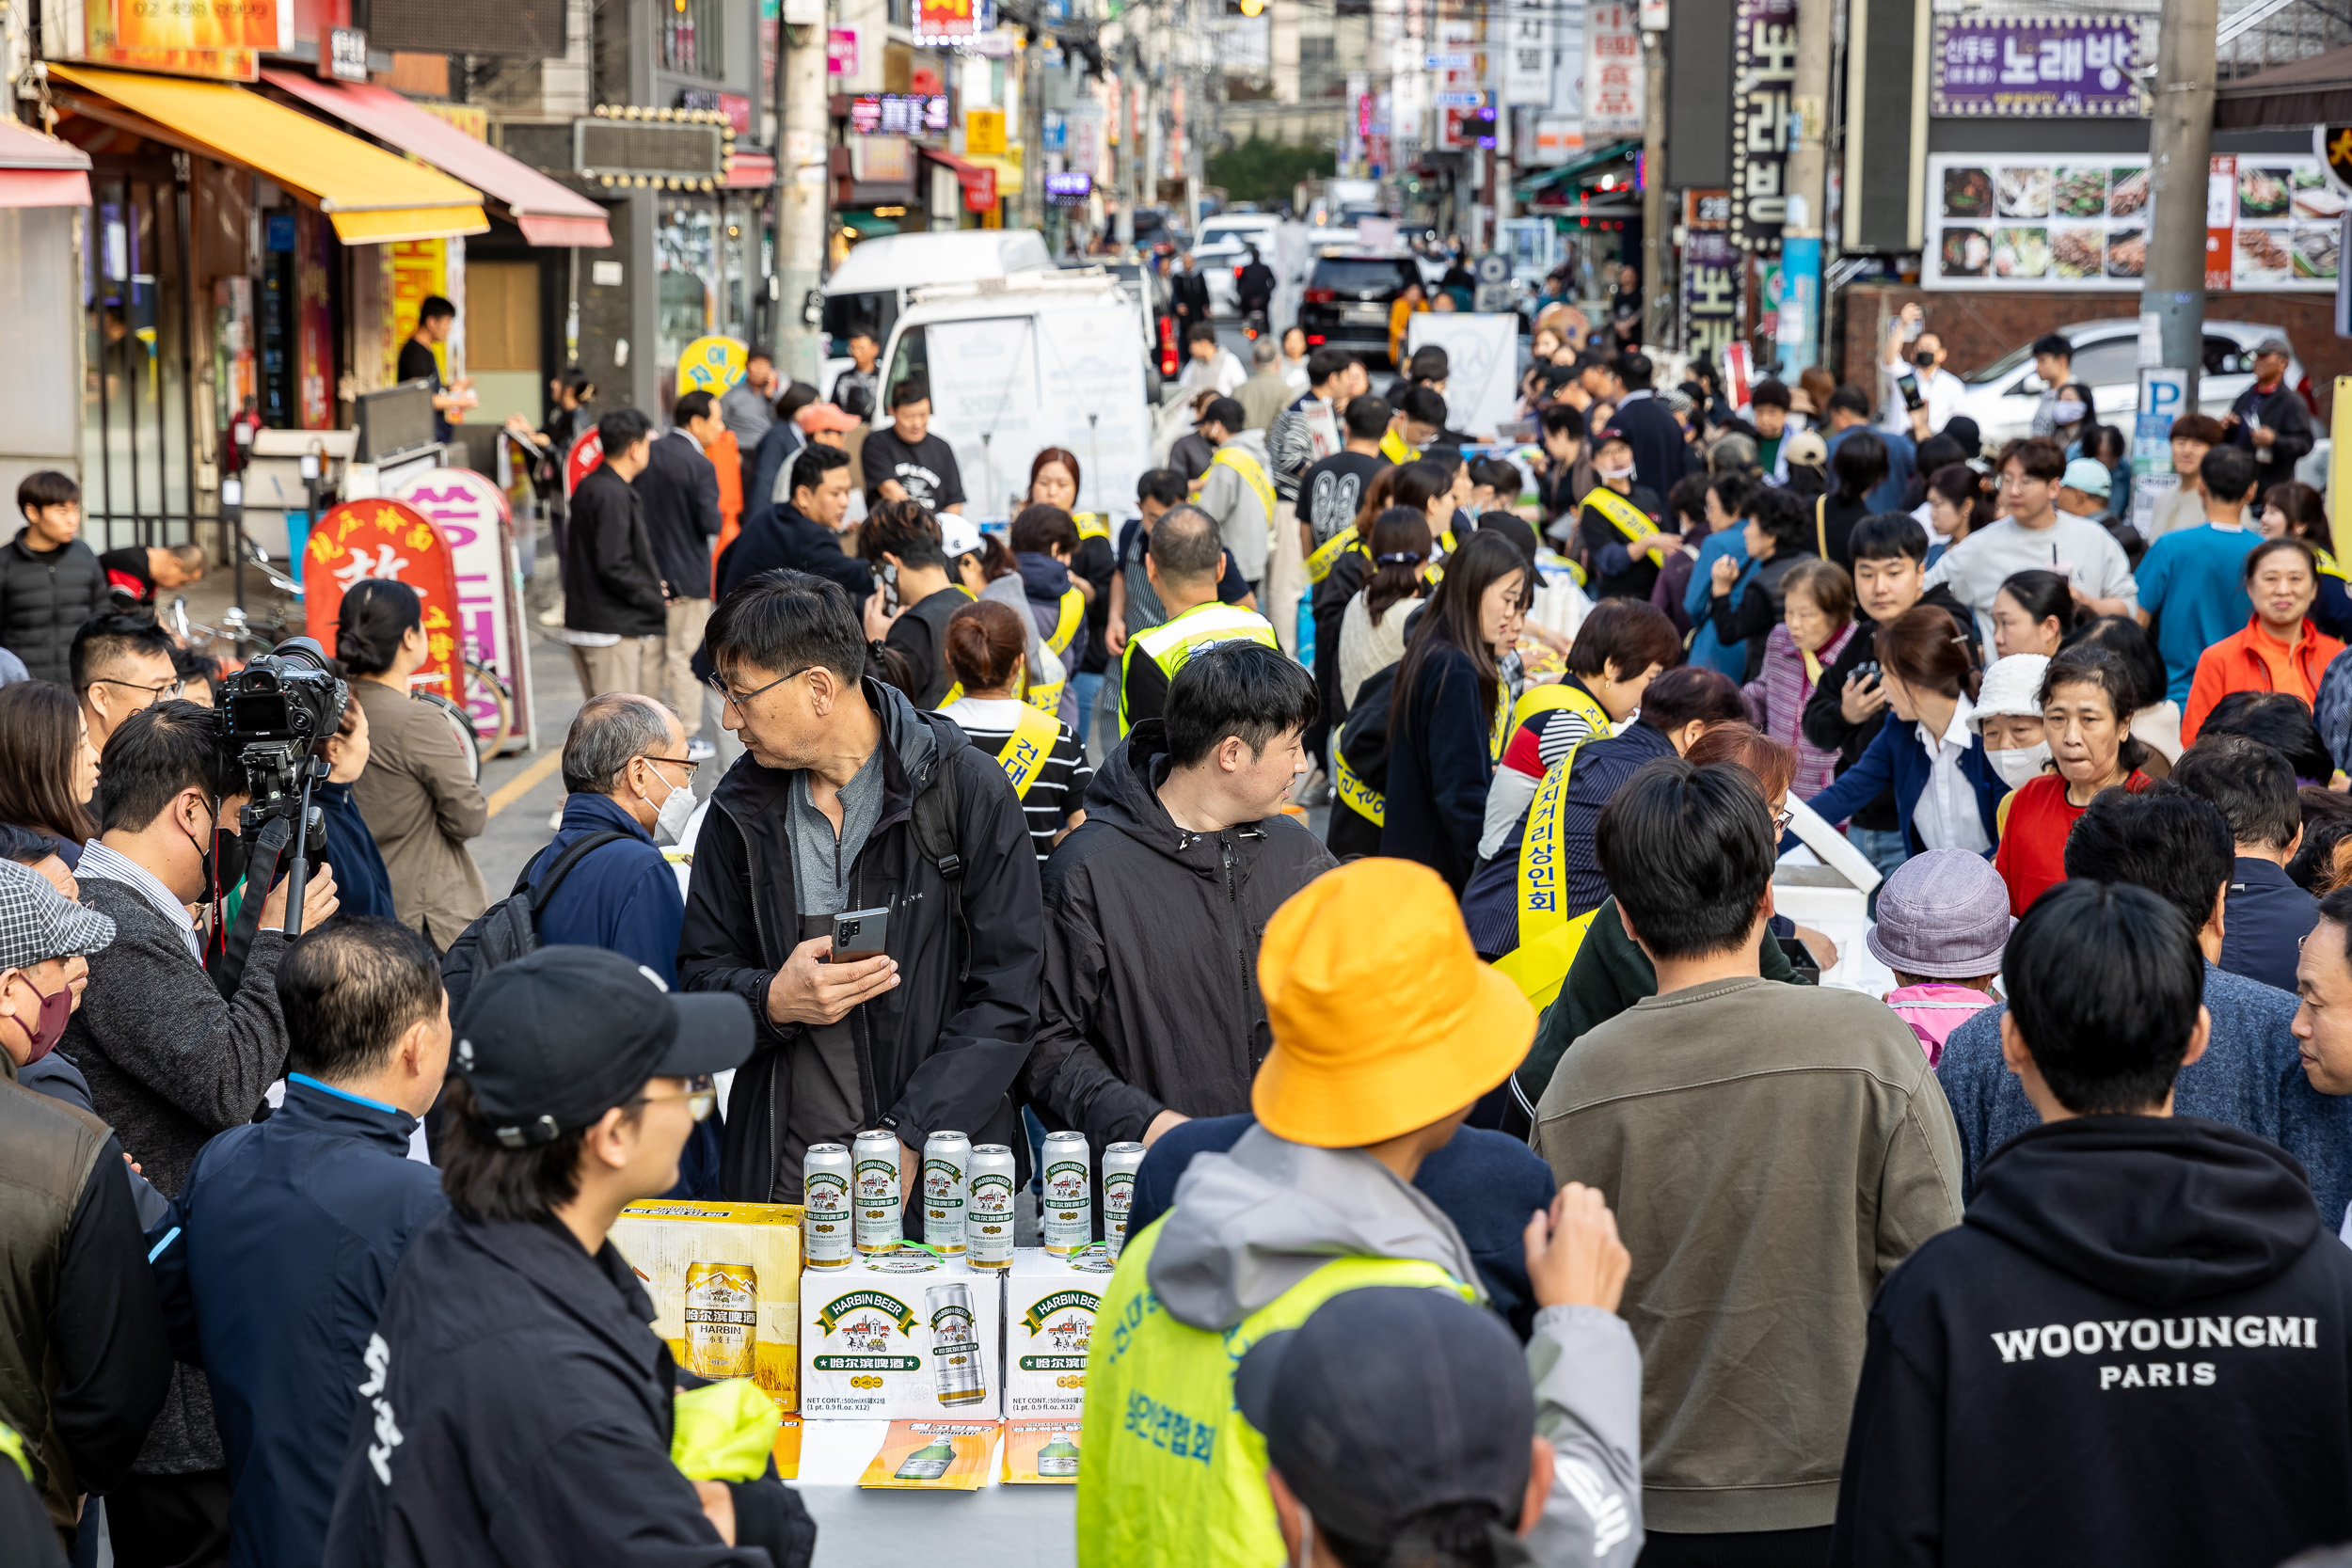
[1019,721,1336,1156]
[1831,1117,2352,1568]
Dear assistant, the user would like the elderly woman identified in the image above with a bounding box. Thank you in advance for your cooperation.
[1743,557,1855,798]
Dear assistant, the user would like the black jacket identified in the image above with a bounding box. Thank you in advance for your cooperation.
[1383,641,1495,893]
[1235,261,1277,312]
[1832,1116,2352,1568]
[678,681,1043,1201]
[714,502,873,607]
[1708,547,1816,683]
[2222,856,2320,995]
[637,431,723,602]
[1170,268,1212,322]
[0,531,108,687]
[1609,393,1692,501]
[562,466,666,638]
[2230,381,2317,474]
[1799,586,1975,832]
[322,1212,810,1568]
[1021,722,1336,1151]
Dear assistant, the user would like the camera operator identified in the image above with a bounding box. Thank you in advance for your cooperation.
[63,699,338,1559]
[339,580,488,950]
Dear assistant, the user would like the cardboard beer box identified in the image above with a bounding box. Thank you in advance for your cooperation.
[612,1200,803,1414]
[858,1419,998,1490]
[800,1250,1004,1418]
[1003,1246,1114,1419]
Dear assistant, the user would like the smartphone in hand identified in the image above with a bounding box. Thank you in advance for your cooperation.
[831,907,891,964]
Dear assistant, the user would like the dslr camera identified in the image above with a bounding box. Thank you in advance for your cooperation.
[215,636,349,802]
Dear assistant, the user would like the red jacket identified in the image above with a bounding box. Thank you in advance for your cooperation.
[2183,616,2345,745]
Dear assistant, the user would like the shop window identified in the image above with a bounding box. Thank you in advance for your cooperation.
[656,199,721,402]
[83,174,199,554]
[661,0,729,79]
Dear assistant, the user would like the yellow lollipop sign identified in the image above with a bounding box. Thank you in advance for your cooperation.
[676,336,749,399]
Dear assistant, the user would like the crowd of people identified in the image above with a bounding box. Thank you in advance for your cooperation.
[10,286,2352,1568]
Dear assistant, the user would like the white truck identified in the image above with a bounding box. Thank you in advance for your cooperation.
[818,229,1056,403]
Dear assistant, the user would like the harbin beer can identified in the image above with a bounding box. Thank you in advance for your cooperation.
[922,1131,972,1257]
[928,1282,990,1406]
[852,1129,903,1254]
[1102,1142,1146,1257]
[803,1143,852,1269]
[1041,1130,1092,1258]
[966,1144,1017,1269]
[682,1262,758,1378]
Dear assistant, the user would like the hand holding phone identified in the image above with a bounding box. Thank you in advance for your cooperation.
[831,906,891,964]
[1897,372,1923,413]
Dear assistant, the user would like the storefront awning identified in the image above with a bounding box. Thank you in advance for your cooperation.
[261,71,610,248]
[2216,44,2352,127]
[1513,139,1639,201]
[0,119,92,209]
[725,150,776,189]
[964,151,1023,198]
[46,63,487,243]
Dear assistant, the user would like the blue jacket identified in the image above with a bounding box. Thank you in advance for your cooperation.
[1803,705,2006,859]
[154,1077,446,1568]
[2222,856,2320,996]
[317,780,397,923]
[1683,529,1751,677]
[1935,965,2352,1228]
[1826,425,1916,514]
[1124,1112,1558,1339]
[742,418,803,537]
[528,792,685,986]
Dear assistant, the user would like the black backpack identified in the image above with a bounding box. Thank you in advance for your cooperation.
[440,831,630,1019]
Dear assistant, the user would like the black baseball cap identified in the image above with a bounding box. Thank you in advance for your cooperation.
[1234,1288,1534,1544]
[452,945,754,1147]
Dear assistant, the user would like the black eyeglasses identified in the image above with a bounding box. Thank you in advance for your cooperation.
[705,666,810,708]
[643,753,700,777]
[93,675,184,702]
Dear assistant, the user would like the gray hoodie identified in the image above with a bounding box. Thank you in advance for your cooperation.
[1151,1126,1645,1567]
[1195,427,1274,583]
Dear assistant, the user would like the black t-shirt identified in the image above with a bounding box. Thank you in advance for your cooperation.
[1297,451,1386,546]
[860,427,966,512]
[886,584,972,709]
[99,546,153,606]
[396,339,450,441]
[1073,532,1119,674]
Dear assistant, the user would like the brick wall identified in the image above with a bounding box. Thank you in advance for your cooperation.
[1835,282,2345,421]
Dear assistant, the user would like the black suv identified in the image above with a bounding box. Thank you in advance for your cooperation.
[1298,254,1422,364]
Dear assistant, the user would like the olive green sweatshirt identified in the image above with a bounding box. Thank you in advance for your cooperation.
[1532,975,1964,1534]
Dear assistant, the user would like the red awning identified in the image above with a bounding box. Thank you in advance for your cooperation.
[261,70,611,247]
[725,150,776,189]
[0,120,92,209]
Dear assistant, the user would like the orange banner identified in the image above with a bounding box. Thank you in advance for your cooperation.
[84,0,279,80]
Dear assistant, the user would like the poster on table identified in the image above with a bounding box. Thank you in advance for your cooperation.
[303,501,468,706]
[1921,152,2343,291]
[1729,0,1798,255]
[1930,16,2148,119]
[1406,314,1519,440]
[392,468,533,750]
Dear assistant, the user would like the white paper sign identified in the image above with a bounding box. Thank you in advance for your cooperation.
[1502,0,1554,107]
[924,317,1044,519]
[1406,313,1520,441]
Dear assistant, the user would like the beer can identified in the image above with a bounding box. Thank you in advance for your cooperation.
[852,1129,904,1254]
[1041,1130,1092,1258]
[966,1144,1017,1270]
[928,1281,989,1407]
[922,1131,972,1257]
[803,1143,853,1269]
[682,1261,758,1378]
[1102,1141,1146,1257]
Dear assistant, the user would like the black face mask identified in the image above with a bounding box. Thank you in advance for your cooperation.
[187,800,249,898]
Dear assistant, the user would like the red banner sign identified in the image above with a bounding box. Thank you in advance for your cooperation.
[962,166,997,213]
[303,500,468,706]
[564,430,604,497]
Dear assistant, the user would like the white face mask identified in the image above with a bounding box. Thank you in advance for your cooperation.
[2051,399,2087,424]
[637,768,696,843]
[1599,463,1635,482]
[1989,740,2052,790]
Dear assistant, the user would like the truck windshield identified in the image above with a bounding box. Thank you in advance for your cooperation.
[823,291,898,357]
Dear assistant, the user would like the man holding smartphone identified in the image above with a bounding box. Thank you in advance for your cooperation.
[678,569,1043,1216]
[1880,305,1964,437]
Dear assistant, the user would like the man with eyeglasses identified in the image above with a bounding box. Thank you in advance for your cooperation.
[1924,436,2137,646]
[678,568,1042,1212]
[323,945,816,1567]
[72,611,180,755]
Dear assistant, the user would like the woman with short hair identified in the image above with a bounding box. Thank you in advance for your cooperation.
[1993,643,2153,914]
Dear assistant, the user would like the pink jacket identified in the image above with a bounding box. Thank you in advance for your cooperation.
[1883,983,1996,1068]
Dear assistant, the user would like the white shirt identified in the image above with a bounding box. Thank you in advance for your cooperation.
[1913,692,1991,855]
[78,838,204,963]
[1179,349,1248,399]
[1883,363,1966,436]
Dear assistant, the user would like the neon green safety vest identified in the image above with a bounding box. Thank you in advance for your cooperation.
[1492,745,1600,1010]
[1118,600,1279,735]
[1026,588,1087,716]
[1075,1216,1471,1568]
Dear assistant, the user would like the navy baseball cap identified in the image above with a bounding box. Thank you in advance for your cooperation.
[1235,1287,1535,1544]
[452,945,753,1147]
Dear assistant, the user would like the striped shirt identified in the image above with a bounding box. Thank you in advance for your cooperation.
[940,698,1094,862]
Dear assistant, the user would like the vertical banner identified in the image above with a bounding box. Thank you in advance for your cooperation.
[1775,233,1820,373]
[1583,2,1643,138]
[1681,226,1740,360]
[2333,377,2352,564]
[392,469,532,748]
[388,241,448,384]
[1502,0,1553,108]
[2132,367,2189,540]
[303,501,468,707]
[1730,0,1800,255]
[1406,313,1520,438]
[297,208,335,430]
[2206,154,2238,293]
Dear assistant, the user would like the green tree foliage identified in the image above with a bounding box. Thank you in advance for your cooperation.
[1206,134,1338,208]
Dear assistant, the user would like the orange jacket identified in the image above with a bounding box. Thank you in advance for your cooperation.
[2182,615,2346,745]
[703,428,743,595]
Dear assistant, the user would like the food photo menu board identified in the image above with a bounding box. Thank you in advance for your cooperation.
[1922,153,2344,291]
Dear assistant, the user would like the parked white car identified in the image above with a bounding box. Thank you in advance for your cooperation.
[1947,318,2310,447]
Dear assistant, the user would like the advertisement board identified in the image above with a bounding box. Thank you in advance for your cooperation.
[1728,0,1798,254]
[1583,1,1642,138]
[302,500,467,708]
[392,468,532,746]
[1921,152,2343,291]
[72,0,281,80]
[1931,16,2148,119]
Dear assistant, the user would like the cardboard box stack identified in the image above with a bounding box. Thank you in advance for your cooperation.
[612,1200,804,1417]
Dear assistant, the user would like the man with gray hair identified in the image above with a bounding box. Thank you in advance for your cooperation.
[526,692,695,983]
[1236,334,1293,434]
[1117,503,1278,735]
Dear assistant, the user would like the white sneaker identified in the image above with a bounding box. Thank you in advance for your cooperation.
[685,736,717,763]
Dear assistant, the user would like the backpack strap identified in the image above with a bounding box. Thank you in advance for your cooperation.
[520,831,634,910]
[910,760,963,882]
[1815,495,1828,561]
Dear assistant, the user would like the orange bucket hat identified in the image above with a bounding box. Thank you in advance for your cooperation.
[1252,858,1535,1148]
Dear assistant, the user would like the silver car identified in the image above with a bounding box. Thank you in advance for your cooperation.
[1948,318,2309,446]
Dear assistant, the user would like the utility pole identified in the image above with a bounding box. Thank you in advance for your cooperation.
[1022,27,1049,230]
[1639,24,1665,349]
[2144,0,2219,404]
[775,14,828,383]
[1776,0,1833,372]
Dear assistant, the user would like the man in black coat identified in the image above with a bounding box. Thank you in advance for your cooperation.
[1831,879,2352,1568]
[713,443,872,606]
[1602,351,1691,501]
[562,409,668,700]
[4,471,109,688]
[637,391,725,757]
[1169,253,1213,338]
[1023,643,1331,1159]
[678,571,1042,1210]
[2225,336,2317,483]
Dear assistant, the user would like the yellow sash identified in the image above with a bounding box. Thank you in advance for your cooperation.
[1504,680,1611,752]
[1490,684,1511,763]
[1073,512,1111,543]
[1581,484,1654,545]
[993,704,1063,800]
[1332,745,1384,828]
[1492,749,1599,1009]
[1379,428,1414,464]
[1023,589,1086,716]
[2320,546,2349,584]
[1304,525,1361,586]
[1212,445,1277,524]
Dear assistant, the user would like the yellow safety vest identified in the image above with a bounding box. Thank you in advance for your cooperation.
[1118,600,1279,735]
[1581,483,1655,546]
[993,704,1064,800]
[1075,1216,1471,1568]
[2319,546,2349,584]
[1073,512,1112,543]
[1026,588,1087,716]
[1492,748,1600,1009]
[1379,428,1414,465]
[1332,745,1383,828]
[1211,446,1277,527]
[1302,525,1362,586]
